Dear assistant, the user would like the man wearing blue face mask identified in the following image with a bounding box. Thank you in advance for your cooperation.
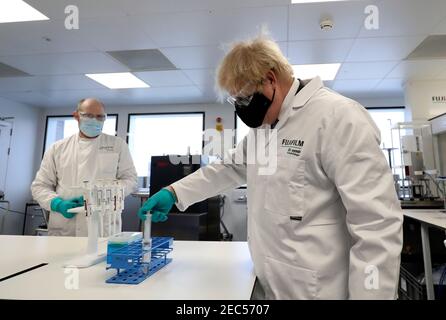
[31,98,137,236]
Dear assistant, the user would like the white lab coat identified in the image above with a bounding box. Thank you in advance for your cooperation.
[171,77,403,299]
[31,133,137,237]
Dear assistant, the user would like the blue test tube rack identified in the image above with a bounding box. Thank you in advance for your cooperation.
[106,237,173,284]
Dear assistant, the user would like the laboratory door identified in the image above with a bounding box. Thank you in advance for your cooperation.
[0,120,12,193]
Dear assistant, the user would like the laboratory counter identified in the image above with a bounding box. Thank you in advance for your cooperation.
[0,236,255,300]
[402,209,446,300]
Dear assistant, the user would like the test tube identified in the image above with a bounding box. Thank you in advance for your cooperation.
[86,209,99,255]
[143,213,152,269]
[116,212,122,236]
[143,213,152,245]
[98,213,104,238]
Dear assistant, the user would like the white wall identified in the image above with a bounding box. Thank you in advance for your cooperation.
[356,97,405,109]
[404,80,446,120]
[0,97,43,235]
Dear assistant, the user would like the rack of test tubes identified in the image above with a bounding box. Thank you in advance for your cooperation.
[63,179,126,268]
[105,232,173,284]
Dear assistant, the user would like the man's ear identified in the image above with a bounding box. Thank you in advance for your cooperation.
[266,70,277,85]
[73,111,79,121]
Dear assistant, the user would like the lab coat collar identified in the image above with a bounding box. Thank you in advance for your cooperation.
[78,132,102,142]
[292,76,323,109]
[274,76,323,132]
[276,78,300,122]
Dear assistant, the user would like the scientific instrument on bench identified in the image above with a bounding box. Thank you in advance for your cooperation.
[63,179,125,268]
[391,122,445,209]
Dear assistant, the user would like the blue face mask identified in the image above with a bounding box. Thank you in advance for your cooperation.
[79,118,104,138]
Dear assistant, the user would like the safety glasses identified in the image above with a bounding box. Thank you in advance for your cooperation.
[226,79,265,108]
[227,94,255,108]
[79,112,107,122]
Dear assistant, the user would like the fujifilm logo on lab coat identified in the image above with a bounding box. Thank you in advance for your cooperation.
[282,139,304,157]
[282,139,304,147]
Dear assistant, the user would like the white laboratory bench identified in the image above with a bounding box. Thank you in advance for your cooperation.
[403,209,446,300]
[0,236,255,300]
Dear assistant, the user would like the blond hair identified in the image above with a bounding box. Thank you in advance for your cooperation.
[216,36,293,96]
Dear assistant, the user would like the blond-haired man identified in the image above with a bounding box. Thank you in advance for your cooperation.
[137,37,403,299]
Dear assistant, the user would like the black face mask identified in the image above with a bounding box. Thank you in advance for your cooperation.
[234,90,276,128]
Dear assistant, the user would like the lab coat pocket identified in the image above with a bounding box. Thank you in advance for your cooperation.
[264,157,305,217]
[98,153,119,179]
[48,211,75,236]
[48,211,64,231]
[264,256,319,299]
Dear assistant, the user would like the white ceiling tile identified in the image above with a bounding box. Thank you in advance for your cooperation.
[287,39,355,64]
[162,44,288,71]
[374,79,405,94]
[333,79,381,92]
[0,91,50,107]
[359,0,446,38]
[43,88,131,106]
[134,70,193,87]
[78,17,158,51]
[0,20,96,56]
[122,0,291,15]
[288,1,365,41]
[0,75,103,92]
[0,77,40,92]
[123,86,203,100]
[346,36,425,62]
[41,75,106,90]
[336,61,399,80]
[133,6,288,47]
[386,60,446,80]
[42,89,128,105]
[161,46,225,70]
[196,85,220,99]
[183,69,216,87]
[25,0,128,20]
[0,52,128,75]
[31,86,207,107]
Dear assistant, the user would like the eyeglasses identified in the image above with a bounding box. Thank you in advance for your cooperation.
[226,79,265,108]
[79,112,107,122]
[227,94,254,108]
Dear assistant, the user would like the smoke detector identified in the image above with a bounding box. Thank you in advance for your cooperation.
[320,18,333,31]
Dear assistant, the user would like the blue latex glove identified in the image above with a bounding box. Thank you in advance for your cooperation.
[50,196,84,219]
[137,189,176,223]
